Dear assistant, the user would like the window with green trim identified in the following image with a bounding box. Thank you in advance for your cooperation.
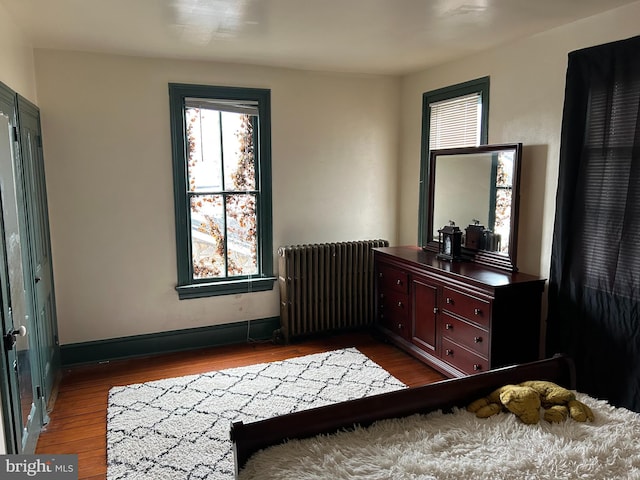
[169,84,275,299]
[418,77,489,246]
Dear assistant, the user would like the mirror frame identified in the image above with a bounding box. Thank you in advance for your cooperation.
[422,143,522,272]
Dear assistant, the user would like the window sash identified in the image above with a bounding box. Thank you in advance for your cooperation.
[185,104,258,281]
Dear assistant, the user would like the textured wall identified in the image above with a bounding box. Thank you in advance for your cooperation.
[33,50,400,344]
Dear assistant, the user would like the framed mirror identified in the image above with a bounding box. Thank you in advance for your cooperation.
[422,143,522,271]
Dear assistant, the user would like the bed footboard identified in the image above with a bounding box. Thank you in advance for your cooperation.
[231,354,575,476]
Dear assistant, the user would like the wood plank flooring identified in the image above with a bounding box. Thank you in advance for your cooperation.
[35,330,446,480]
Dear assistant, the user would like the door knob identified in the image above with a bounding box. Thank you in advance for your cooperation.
[3,325,27,351]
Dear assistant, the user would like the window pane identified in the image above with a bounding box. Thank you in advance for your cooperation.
[187,109,258,278]
[186,107,222,192]
[226,194,258,276]
[222,111,256,191]
[494,189,511,254]
[190,194,225,279]
[496,151,514,187]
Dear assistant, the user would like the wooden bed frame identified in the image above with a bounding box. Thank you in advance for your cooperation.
[231,354,575,476]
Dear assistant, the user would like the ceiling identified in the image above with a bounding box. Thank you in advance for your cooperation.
[2,0,637,75]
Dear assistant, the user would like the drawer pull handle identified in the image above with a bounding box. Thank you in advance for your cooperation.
[396,279,402,285]
[474,308,482,315]
[397,323,403,330]
[379,272,383,278]
[445,323,453,330]
[433,307,439,314]
[445,349,453,356]
[446,297,453,304]
[380,293,385,299]
[473,364,482,371]
[474,336,482,343]
[397,301,403,308]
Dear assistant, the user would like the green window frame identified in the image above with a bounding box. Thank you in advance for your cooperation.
[168,83,276,299]
[417,77,490,246]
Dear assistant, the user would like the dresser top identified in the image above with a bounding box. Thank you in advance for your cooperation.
[374,246,545,288]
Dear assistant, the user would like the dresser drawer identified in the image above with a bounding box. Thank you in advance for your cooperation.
[377,263,409,294]
[441,313,489,358]
[441,287,491,327]
[379,307,410,340]
[441,337,488,375]
[379,290,409,318]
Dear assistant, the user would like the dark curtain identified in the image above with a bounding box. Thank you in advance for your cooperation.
[546,35,640,413]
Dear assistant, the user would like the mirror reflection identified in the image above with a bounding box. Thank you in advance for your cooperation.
[427,143,522,271]
[432,150,514,254]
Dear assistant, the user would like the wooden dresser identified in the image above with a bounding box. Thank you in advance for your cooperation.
[374,246,546,378]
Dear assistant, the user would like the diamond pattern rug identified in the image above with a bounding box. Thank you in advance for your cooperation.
[107,347,406,479]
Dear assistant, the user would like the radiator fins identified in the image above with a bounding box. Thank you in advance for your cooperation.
[277,240,389,343]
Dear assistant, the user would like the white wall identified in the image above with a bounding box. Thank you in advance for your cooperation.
[0,2,37,102]
[398,1,640,279]
[33,50,400,344]
[25,0,640,346]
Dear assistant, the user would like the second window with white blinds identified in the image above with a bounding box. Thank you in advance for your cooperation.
[428,92,482,150]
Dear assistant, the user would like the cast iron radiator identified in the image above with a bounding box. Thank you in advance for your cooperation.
[276,239,389,342]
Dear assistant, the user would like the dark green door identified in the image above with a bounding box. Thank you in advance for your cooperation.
[0,85,42,453]
[17,96,60,426]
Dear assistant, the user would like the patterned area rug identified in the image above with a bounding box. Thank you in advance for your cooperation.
[107,347,406,479]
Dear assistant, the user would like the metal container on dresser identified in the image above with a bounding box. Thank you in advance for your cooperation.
[374,246,546,378]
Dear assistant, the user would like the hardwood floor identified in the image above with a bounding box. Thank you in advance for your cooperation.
[35,330,446,480]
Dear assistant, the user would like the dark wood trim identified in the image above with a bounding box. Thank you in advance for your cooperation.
[231,354,575,475]
[59,316,280,366]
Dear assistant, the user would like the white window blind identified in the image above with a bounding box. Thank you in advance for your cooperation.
[429,93,481,149]
[185,97,259,115]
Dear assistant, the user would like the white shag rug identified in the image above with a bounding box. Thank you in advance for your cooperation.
[107,347,406,479]
[240,392,640,480]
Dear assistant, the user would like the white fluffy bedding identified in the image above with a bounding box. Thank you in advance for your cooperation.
[239,393,640,480]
